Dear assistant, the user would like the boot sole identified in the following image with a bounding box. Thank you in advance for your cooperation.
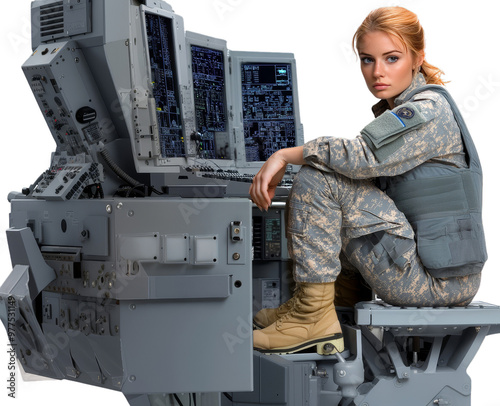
[254,333,344,355]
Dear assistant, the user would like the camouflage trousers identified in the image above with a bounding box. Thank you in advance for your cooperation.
[286,165,481,307]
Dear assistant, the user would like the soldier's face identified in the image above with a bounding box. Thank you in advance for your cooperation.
[357,30,420,108]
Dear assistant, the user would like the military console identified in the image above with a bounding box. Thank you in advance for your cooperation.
[1,1,499,405]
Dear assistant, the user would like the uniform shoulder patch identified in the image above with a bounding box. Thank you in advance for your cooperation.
[396,106,415,120]
[361,101,428,162]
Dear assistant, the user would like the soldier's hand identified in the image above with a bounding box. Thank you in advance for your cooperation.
[250,152,288,211]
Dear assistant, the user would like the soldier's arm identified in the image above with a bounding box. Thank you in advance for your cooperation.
[250,146,306,211]
[302,92,465,179]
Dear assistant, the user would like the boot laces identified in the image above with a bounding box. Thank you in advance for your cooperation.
[276,284,305,327]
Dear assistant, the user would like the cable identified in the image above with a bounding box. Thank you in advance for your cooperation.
[125,184,146,198]
[23,172,45,196]
[99,145,163,197]
[98,147,142,188]
[173,394,184,406]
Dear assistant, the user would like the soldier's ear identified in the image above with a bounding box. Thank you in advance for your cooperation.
[413,51,425,71]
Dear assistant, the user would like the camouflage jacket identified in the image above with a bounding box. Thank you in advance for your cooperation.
[302,73,467,178]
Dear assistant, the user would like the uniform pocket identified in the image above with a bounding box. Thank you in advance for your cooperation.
[286,201,311,237]
[416,214,487,277]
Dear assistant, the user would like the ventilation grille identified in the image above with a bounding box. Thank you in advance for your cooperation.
[36,0,92,42]
[252,216,263,260]
[40,1,65,39]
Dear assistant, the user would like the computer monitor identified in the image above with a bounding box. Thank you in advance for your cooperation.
[229,51,303,172]
[145,12,184,158]
[141,7,189,167]
[185,31,233,162]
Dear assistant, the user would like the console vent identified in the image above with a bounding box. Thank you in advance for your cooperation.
[35,0,92,43]
[40,1,65,39]
[252,216,263,260]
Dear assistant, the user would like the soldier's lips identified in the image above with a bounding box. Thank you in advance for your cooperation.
[373,83,390,90]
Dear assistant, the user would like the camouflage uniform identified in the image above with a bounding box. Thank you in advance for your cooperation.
[287,73,481,307]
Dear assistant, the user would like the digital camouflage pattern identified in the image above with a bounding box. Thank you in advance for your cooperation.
[286,73,481,307]
[303,74,467,178]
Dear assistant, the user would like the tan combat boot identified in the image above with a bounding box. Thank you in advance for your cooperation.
[253,284,301,329]
[335,271,372,308]
[253,282,344,355]
[253,299,293,329]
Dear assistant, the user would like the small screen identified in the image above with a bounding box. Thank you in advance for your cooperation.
[145,13,184,158]
[241,63,296,162]
[191,45,229,159]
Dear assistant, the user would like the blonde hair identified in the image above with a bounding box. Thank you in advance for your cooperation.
[352,7,446,85]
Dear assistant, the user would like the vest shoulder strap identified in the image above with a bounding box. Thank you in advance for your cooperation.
[406,85,481,171]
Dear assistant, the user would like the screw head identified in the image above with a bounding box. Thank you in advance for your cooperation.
[323,343,335,353]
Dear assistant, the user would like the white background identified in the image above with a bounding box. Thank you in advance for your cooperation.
[1,0,499,405]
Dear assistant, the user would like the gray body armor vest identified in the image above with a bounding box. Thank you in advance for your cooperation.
[380,85,487,278]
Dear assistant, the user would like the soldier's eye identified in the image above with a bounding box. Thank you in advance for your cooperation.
[387,56,399,63]
[361,57,374,64]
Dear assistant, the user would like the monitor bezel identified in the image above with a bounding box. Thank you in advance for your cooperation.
[184,31,236,167]
[139,5,192,171]
[229,51,303,172]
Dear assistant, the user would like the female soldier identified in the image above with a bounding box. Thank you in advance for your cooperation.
[250,6,487,355]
